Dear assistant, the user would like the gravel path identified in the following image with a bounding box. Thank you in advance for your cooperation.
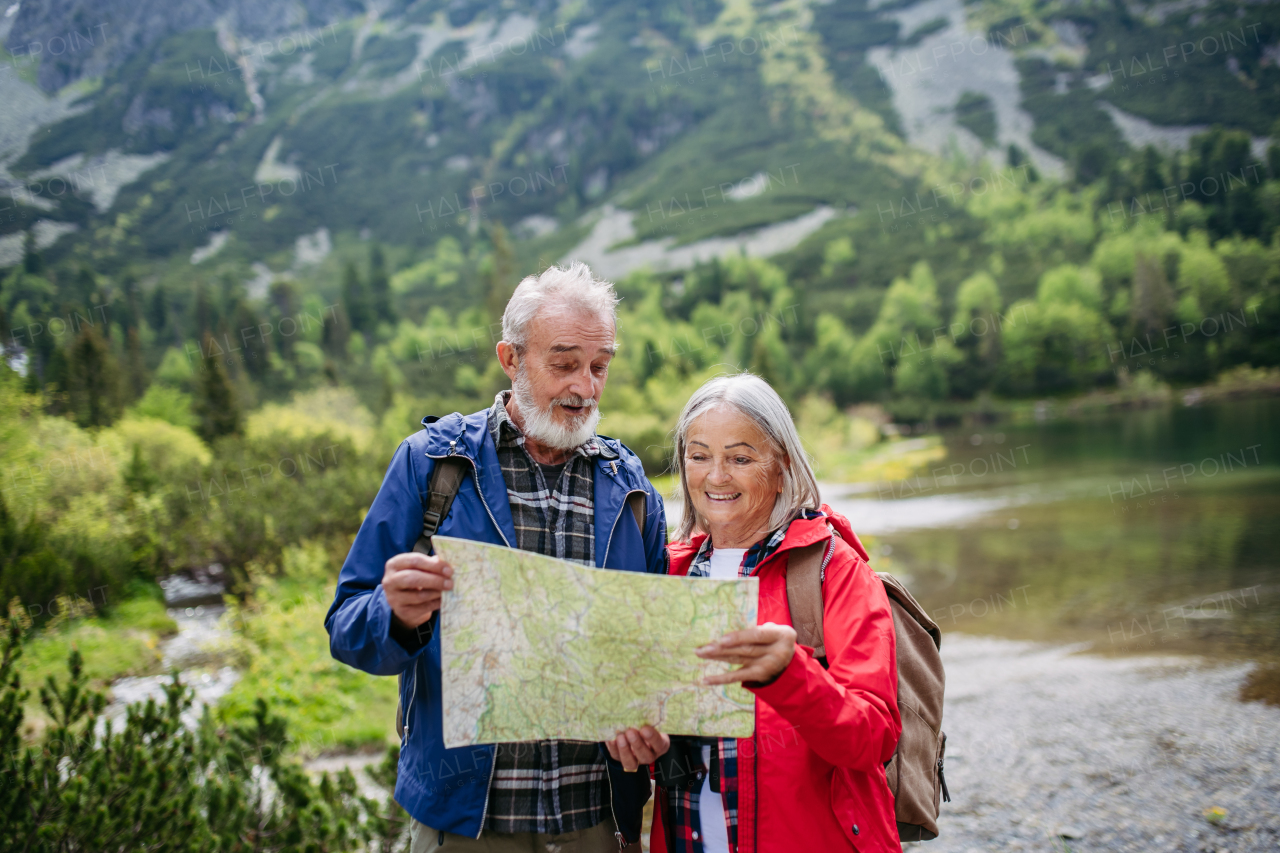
[931,635,1280,852]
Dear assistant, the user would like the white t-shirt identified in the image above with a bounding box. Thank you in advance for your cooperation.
[697,547,746,853]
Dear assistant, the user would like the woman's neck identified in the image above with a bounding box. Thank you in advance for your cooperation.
[706,518,773,549]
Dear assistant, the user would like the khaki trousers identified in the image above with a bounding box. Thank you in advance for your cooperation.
[408,817,619,853]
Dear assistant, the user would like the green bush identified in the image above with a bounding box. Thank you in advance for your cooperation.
[0,618,407,852]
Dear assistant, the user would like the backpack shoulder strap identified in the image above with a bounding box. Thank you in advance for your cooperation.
[399,452,467,741]
[626,491,646,537]
[412,456,468,554]
[785,535,832,658]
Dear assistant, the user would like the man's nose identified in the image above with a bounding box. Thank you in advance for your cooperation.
[567,365,599,399]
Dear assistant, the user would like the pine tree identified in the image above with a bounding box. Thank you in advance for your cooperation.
[194,334,241,443]
[269,279,299,360]
[194,281,214,339]
[65,325,123,428]
[71,265,95,306]
[233,303,269,378]
[342,261,372,333]
[322,299,351,356]
[21,230,41,275]
[125,327,149,400]
[369,244,392,325]
[119,275,141,332]
[41,341,67,394]
[148,282,168,333]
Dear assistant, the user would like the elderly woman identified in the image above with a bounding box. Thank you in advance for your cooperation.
[648,374,901,853]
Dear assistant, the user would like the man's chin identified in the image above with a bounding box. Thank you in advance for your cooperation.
[535,409,600,450]
[554,410,594,428]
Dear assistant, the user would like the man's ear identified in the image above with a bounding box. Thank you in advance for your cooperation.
[496,340,521,382]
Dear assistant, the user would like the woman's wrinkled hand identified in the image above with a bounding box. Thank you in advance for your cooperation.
[696,622,797,686]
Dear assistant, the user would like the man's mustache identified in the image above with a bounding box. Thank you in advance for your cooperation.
[550,395,598,410]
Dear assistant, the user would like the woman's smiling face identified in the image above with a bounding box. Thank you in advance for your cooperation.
[683,404,785,547]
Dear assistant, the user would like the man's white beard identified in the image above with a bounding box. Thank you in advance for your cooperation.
[510,369,601,450]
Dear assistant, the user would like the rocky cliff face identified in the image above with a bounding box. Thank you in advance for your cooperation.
[5,0,364,91]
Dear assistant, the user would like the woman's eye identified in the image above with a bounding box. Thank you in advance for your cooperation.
[734,456,752,464]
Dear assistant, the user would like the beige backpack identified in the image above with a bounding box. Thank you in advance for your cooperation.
[787,537,950,842]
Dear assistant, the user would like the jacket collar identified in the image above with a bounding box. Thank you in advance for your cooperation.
[671,505,867,569]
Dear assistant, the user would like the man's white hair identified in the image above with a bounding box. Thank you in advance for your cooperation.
[501,262,620,351]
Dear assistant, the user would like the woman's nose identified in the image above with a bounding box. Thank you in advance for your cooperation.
[706,461,732,483]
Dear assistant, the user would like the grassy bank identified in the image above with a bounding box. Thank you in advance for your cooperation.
[215,542,399,755]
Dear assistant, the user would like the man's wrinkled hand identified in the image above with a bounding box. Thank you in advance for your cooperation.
[604,725,670,772]
[383,552,453,630]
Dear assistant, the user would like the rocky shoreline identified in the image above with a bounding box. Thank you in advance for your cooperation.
[930,635,1279,852]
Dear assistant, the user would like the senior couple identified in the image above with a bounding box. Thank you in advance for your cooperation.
[325,264,901,853]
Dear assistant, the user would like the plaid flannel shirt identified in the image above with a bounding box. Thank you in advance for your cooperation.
[484,392,613,835]
[665,511,821,853]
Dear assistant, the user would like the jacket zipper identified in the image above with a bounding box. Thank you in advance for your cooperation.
[425,448,512,549]
[819,533,835,581]
[402,664,418,747]
[603,461,638,848]
[424,449,639,842]
[425,447,504,837]
[608,775,626,849]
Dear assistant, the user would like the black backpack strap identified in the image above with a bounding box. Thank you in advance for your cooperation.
[399,453,468,741]
[413,457,468,554]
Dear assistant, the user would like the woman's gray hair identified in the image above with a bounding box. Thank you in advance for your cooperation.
[501,262,620,351]
[672,373,822,542]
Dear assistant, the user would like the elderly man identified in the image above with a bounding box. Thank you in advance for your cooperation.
[325,263,670,852]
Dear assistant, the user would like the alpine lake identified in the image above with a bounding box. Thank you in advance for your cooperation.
[822,396,1280,693]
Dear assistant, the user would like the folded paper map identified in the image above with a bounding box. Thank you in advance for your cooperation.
[434,536,758,747]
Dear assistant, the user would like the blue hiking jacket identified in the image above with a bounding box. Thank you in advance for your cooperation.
[324,409,667,846]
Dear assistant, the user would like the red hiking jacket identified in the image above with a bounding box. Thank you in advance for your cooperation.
[652,506,902,853]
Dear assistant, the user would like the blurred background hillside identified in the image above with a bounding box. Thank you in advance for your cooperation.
[1,0,1279,848]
